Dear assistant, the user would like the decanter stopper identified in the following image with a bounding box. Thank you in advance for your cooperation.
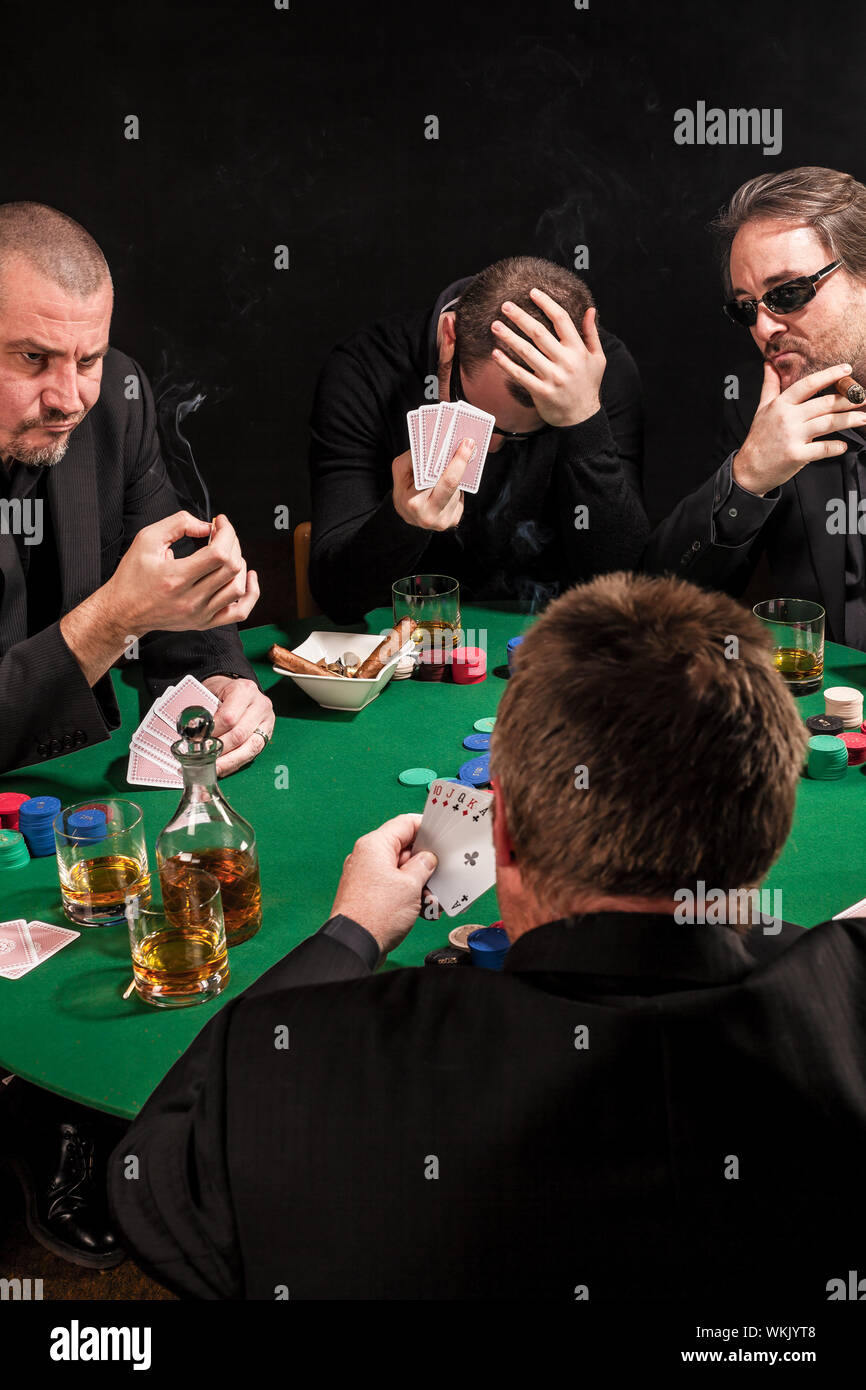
[177,706,214,745]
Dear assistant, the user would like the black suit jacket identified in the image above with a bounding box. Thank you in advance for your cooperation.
[644,359,858,642]
[0,349,257,773]
[108,909,866,1301]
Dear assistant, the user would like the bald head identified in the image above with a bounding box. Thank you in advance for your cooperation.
[0,206,113,467]
[0,202,112,306]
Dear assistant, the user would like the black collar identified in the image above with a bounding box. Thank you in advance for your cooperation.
[502,910,787,993]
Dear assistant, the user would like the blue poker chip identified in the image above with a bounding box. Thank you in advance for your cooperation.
[18,796,62,824]
[67,808,108,844]
[458,755,490,787]
[463,732,491,751]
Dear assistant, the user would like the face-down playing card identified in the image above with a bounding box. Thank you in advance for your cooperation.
[127,675,220,788]
[0,920,79,978]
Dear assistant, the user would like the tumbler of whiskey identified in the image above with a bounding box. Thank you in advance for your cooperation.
[125,863,229,1008]
[53,799,151,927]
[753,599,825,696]
[156,706,262,947]
[392,575,462,652]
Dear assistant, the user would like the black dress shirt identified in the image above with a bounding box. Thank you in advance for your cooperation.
[0,458,62,638]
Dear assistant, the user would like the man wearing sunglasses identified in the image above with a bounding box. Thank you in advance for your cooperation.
[309,255,648,621]
[645,166,866,648]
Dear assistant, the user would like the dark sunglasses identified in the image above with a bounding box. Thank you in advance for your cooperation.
[723,260,842,327]
[449,344,552,440]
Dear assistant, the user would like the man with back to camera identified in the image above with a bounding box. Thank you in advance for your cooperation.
[0,201,274,1270]
[309,254,649,621]
[107,571,866,1300]
[645,166,866,648]
[0,201,275,775]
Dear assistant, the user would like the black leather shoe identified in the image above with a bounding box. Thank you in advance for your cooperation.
[12,1117,126,1269]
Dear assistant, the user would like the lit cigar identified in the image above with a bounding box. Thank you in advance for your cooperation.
[835,375,866,404]
[269,643,341,678]
[356,617,416,679]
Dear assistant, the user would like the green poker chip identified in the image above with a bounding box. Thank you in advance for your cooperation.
[398,767,438,786]
[473,716,496,733]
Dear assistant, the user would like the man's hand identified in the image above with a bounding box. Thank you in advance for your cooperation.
[734,362,866,496]
[329,813,438,956]
[391,438,475,531]
[202,675,275,777]
[104,512,261,636]
[490,289,606,428]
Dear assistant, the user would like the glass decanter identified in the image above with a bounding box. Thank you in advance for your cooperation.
[156,706,262,947]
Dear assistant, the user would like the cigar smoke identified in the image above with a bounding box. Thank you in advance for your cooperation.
[154,369,214,520]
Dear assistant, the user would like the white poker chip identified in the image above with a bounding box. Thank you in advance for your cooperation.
[824,686,864,726]
[391,655,417,680]
[448,922,485,951]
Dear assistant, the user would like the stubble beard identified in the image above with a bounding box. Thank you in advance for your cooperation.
[767,304,866,389]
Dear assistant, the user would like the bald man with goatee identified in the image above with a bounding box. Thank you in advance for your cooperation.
[0,201,273,774]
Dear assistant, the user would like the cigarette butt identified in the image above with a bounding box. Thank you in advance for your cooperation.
[836,375,866,405]
[207,516,216,545]
[122,979,136,1000]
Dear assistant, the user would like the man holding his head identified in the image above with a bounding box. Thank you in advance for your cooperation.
[0,201,274,775]
[646,166,866,649]
[309,255,648,620]
[108,573,866,1300]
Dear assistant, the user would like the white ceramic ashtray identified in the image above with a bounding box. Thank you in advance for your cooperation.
[272,630,414,711]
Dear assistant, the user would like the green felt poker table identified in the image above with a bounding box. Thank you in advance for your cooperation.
[1,605,865,1120]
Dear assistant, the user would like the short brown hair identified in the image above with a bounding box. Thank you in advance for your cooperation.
[455,255,594,408]
[712,166,866,294]
[491,573,808,907]
[0,202,111,304]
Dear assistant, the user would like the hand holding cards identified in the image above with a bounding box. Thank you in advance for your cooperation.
[407,401,495,494]
[414,780,496,917]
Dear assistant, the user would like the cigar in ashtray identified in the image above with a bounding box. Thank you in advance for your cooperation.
[268,644,341,679]
[268,618,416,682]
[835,375,866,405]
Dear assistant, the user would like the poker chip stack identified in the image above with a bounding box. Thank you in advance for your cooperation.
[451,646,487,685]
[824,687,864,729]
[391,654,417,681]
[805,714,844,736]
[840,732,866,765]
[0,828,30,872]
[0,792,30,831]
[506,636,524,672]
[806,735,848,781]
[417,650,451,682]
[459,753,490,788]
[66,808,108,845]
[18,796,62,857]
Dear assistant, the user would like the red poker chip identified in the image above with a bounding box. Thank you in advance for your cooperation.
[840,732,866,764]
[0,791,31,830]
[451,645,487,684]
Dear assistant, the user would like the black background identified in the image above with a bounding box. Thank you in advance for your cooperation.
[3,0,862,622]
